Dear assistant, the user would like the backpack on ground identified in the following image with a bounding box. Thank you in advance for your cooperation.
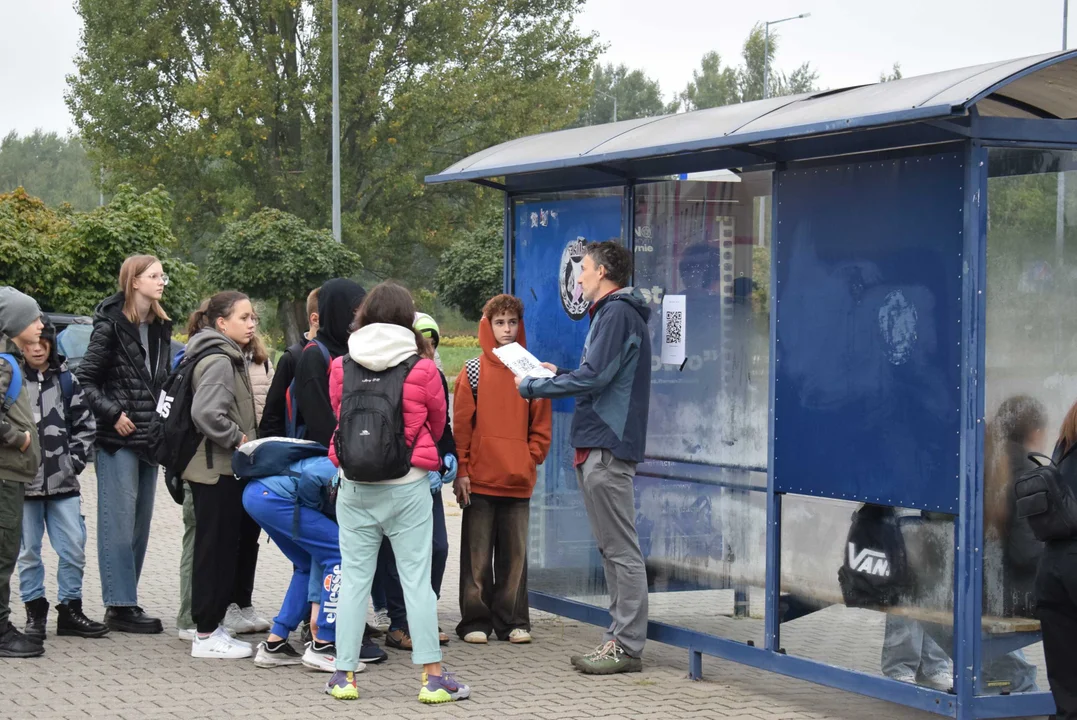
[147,346,229,504]
[0,353,23,414]
[837,504,913,608]
[284,339,330,439]
[1015,450,1077,542]
[335,355,420,482]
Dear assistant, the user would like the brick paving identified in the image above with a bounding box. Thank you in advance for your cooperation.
[0,468,1046,719]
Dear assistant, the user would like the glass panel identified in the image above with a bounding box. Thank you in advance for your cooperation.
[979,148,1077,696]
[779,495,955,689]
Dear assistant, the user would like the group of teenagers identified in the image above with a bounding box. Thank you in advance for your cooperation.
[0,239,659,705]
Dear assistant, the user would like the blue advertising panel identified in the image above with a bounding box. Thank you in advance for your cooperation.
[513,194,623,569]
[773,153,964,513]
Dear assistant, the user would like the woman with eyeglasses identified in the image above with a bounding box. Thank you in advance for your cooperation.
[75,255,175,634]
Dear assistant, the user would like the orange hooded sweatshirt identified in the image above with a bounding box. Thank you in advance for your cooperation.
[453,315,552,499]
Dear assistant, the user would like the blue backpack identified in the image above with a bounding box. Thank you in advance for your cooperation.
[284,339,330,439]
[0,353,24,414]
[232,437,329,479]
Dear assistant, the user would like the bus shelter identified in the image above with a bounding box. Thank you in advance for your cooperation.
[427,50,1077,719]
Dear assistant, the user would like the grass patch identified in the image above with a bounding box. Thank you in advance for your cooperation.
[439,344,479,391]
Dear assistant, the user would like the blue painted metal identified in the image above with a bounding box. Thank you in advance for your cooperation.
[973,116,1077,144]
[503,192,513,293]
[530,591,960,717]
[771,153,965,512]
[972,692,1058,718]
[764,169,783,652]
[954,142,987,718]
[428,51,1074,187]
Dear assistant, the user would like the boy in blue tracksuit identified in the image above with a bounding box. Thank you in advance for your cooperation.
[240,446,342,670]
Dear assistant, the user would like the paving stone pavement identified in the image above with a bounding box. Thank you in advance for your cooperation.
[0,468,1045,720]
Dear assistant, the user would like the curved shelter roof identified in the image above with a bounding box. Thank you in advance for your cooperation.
[427,50,1077,189]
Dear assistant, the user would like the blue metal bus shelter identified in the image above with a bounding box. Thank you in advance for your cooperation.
[428,50,1077,719]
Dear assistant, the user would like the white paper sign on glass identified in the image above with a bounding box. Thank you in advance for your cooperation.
[491,342,557,380]
[661,294,687,366]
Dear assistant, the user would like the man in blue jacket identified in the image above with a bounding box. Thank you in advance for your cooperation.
[516,240,651,675]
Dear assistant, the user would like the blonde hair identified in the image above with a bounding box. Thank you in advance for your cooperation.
[246,333,270,366]
[119,255,170,324]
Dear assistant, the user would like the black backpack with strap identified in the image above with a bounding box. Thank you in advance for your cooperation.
[148,346,228,503]
[1015,448,1077,542]
[335,355,420,482]
[837,504,913,608]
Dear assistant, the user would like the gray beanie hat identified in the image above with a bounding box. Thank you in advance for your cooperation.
[0,287,42,338]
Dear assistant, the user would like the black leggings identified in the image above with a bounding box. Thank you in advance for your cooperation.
[1036,542,1077,720]
[190,477,261,634]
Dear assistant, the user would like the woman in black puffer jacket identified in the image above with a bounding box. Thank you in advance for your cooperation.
[75,255,173,634]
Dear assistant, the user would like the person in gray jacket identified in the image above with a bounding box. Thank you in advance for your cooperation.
[516,241,652,675]
[18,321,108,640]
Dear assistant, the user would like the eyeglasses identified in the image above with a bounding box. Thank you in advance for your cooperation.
[140,272,170,286]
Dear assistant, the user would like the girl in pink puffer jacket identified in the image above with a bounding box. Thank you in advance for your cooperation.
[323,281,471,705]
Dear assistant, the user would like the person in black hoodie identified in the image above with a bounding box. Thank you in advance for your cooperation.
[75,255,173,634]
[291,279,366,446]
[258,287,320,439]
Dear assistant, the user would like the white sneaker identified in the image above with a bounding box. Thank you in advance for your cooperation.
[508,628,532,644]
[922,670,953,692]
[191,627,253,659]
[240,605,271,633]
[463,631,489,644]
[179,625,236,641]
[372,609,391,633]
[222,603,257,634]
[302,641,363,673]
[889,671,917,684]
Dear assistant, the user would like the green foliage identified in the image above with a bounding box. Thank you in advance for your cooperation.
[434,204,504,321]
[880,63,903,83]
[578,63,679,126]
[439,335,480,348]
[438,345,479,392]
[206,209,361,301]
[0,132,101,212]
[0,185,201,319]
[67,0,599,284]
[681,23,818,110]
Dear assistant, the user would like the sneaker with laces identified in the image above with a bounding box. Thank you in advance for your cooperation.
[325,670,359,700]
[419,671,471,704]
[303,641,358,673]
[508,628,532,644]
[191,627,253,659]
[572,640,642,675]
[463,631,488,644]
[887,670,917,685]
[922,669,953,692]
[239,605,271,633]
[254,639,303,668]
[360,638,388,664]
[222,603,257,634]
[371,609,390,634]
[386,628,413,650]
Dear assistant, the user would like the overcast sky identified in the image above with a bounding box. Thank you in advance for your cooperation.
[0,0,1071,138]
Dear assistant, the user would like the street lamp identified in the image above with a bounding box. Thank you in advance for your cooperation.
[593,89,618,122]
[763,13,810,99]
[331,0,341,242]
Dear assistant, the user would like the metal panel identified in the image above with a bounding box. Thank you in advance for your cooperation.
[772,152,965,512]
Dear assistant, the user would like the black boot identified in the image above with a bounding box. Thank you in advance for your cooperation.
[57,600,109,638]
[23,598,48,642]
[0,621,44,658]
[104,606,163,634]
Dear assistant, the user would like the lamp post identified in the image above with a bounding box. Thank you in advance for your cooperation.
[762,13,810,99]
[331,0,341,242]
[594,89,618,122]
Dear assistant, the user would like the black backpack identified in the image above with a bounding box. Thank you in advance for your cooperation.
[1015,449,1077,542]
[837,504,912,608]
[148,346,228,503]
[335,355,420,482]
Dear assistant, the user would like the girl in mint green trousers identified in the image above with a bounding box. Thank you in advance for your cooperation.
[323,282,471,705]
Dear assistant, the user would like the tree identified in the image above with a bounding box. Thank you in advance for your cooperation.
[0,132,101,212]
[681,24,819,111]
[0,185,201,319]
[206,208,362,346]
[67,0,599,284]
[578,63,678,126]
[434,204,504,321]
[880,63,903,83]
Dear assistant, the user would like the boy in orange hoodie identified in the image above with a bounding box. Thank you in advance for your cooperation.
[453,295,551,644]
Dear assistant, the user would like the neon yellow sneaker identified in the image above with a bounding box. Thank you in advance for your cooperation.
[418,670,472,704]
[324,670,359,700]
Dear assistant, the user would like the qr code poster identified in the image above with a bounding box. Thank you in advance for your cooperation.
[661,294,686,365]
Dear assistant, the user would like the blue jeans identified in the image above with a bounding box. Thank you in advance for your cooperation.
[18,496,86,603]
[335,477,439,671]
[242,481,341,642]
[95,447,157,607]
